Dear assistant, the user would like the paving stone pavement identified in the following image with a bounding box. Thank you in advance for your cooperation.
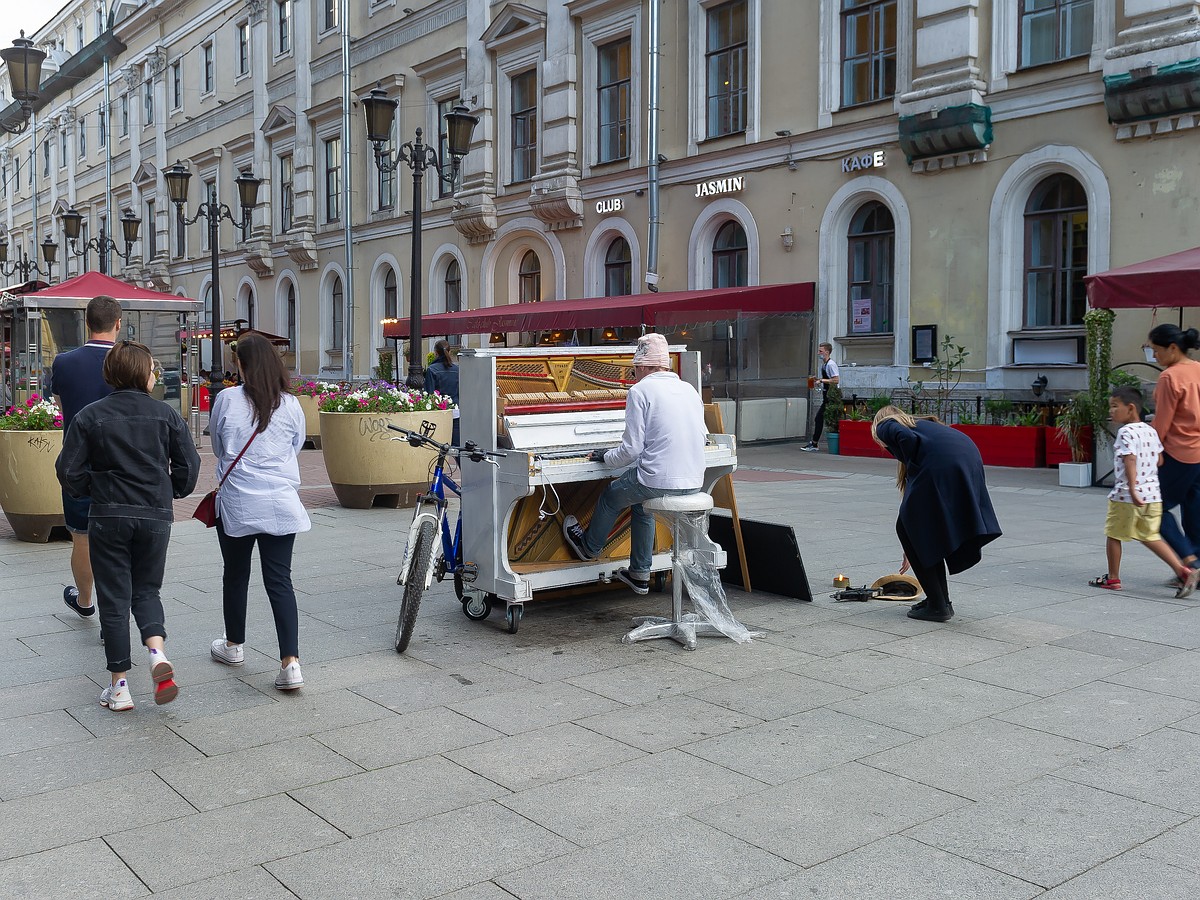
[4,443,1200,897]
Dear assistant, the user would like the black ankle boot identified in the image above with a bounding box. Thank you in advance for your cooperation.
[907,600,953,622]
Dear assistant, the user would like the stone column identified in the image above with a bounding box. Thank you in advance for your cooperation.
[529,0,583,231]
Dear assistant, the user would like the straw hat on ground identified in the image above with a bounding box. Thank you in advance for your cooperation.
[871,573,925,601]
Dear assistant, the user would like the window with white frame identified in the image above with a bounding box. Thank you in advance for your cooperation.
[175,202,186,257]
[598,39,631,162]
[201,41,214,94]
[712,221,748,288]
[145,199,157,260]
[279,153,294,233]
[78,116,86,158]
[96,6,104,34]
[444,260,461,313]
[511,70,537,183]
[847,201,894,333]
[201,178,216,250]
[77,22,85,51]
[98,104,106,146]
[144,77,154,126]
[518,250,541,302]
[383,267,398,319]
[202,283,212,322]
[604,237,632,297]
[376,126,396,211]
[705,0,747,137]
[59,127,67,165]
[1023,174,1087,327]
[322,0,339,33]
[237,22,250,76]
[1019,0,1093,69]
[286,283,297,350]
[276,0,292,56]
[331,275,344,350]
[437,98,463,198]
[324,136,341,223]
[171,60,182,109]
[43,140,50,177]
[842,0,897,108]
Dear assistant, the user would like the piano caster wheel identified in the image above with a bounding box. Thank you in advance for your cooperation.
[505,604,524,634]
[651,572,669,593]
[462,593,493,621]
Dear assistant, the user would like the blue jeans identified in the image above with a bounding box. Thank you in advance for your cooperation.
[1159,453,1200,561]
[582,468,695,578]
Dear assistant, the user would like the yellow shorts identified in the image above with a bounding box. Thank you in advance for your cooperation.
[1105,500,1163,543]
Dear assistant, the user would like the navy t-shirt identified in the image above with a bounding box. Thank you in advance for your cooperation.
[51,341,115,430]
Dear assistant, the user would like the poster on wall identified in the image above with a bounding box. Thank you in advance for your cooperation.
[852,298,872,333]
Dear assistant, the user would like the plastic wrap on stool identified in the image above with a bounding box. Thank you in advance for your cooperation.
[676,510,761,644]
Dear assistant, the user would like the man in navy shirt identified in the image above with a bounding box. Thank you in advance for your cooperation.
[51,295,121,618]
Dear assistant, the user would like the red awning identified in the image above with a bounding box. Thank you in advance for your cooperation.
[22,272,199,309]
[383,282,814,339]
[1085,246,1200,309]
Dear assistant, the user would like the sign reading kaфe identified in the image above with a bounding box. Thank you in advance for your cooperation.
[694,175,745,198]
[842,150,886,173]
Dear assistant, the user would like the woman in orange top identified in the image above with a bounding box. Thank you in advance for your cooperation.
[1149,324,1200,569]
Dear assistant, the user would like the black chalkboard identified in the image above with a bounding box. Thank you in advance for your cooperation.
[709,513,812,601]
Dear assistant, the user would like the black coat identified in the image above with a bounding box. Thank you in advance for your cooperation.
[876,418,1002,574]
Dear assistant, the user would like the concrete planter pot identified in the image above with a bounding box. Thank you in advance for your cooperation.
[1059,461,1093,488]
[296,394,322,449]
[319,409,452,509]
[0,430,65,542]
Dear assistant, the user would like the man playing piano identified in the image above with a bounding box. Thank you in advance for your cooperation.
[562,333,707,594]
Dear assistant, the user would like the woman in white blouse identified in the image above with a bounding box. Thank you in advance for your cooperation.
[208,334,311,690]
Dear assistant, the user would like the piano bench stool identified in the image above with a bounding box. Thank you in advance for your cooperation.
[624,491,727,651]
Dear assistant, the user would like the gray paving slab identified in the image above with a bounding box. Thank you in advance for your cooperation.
[759,620,900,657]
[788,646,947,692]
[106,794,344,892]
[563,657,729,704]
[663,639,817,680]
[1104,648,1200,701]
[0,838,148,898]
[579,694,761,752]
[828,673,1037,738]
[1088,606,1200,649]
[314,706,504,769]
[952,614,1083,648]
[689,669,861,720]
[1039,849,1200,899]
[148,867,297,900]
[1136,818,1200,875]
[873,628,1018,668]
[698,761,966,867]
[495,817,797,900]
[291,754,509,837]
[1049,630,1186,664]
[350,662,540,714]
[0,771,194,861]
[994,680,1200,748]
[862,718,1100,801]
[0,708,93,756]
[950,644,1137,697]
[735,835,1042,900]
[905,775,1187,888]
[432,884,522,900]
[265,801,575,900]
[1053,726,1200,814]
[445,722,645,792]
[500,748,765,846]
[683,706,916,785]
[450,679,626,735]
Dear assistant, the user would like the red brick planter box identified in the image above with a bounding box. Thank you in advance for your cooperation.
[837,420,891,458]
[953,424,1046,468]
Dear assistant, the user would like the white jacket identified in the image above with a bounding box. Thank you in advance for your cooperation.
[603,371,706,489]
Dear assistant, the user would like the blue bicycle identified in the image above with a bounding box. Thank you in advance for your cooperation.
[386,422,503,652]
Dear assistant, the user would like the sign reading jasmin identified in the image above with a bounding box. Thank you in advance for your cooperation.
[694,175,745,198]
[842,150,886,173]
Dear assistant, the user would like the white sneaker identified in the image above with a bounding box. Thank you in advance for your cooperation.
[275,661,303,691]
[100,679,134,711]
[210,638,245,667]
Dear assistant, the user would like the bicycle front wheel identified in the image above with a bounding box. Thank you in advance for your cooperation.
[396,519,437,653]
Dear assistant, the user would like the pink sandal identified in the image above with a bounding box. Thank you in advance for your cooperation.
[1089,574,1122,591]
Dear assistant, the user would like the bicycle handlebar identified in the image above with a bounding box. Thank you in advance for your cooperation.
[386,424,506,463]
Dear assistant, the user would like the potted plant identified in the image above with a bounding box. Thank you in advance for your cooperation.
[823,385,843,454]
[1053,394,1094,486]
[0,395,66,542]
[292,379,341,450]
[838,394,892,459]
[318,382,455,508]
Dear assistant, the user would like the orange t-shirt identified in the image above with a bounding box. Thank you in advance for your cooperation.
[1153,359,1200,464]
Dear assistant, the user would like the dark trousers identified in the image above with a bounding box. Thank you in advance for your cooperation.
[897,520,951,611]
[89,516,171,673]
[812,398,827,442]
[216,523,300,659]
[1159,453,1200,561]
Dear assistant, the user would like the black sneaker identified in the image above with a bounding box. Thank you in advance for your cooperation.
[64,586,96,618]
[562,515,597,561]
[615,569,650,595]
[801,443,818,452]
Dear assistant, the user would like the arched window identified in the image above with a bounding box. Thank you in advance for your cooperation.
[712,221,748,288]
[847,201,894,334]
[1023,174,1087,328]
[245,286,256,330]
[604,237,632,297]
[202,284,212,321]
[331,275,344,348]
[285,283,296,350]
[518,250,541,303]
[444,260,462,313]
[383,267,398,320]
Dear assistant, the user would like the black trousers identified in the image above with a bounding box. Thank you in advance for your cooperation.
[812,398,827,442]
[896,520,951,610]
[89,516,171,672]
[216,522,300,659]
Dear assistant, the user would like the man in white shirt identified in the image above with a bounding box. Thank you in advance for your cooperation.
[804,341,840,451]
[562,333,707,594]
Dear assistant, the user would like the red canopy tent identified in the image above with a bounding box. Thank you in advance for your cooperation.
[383,282,814,338]
[1085,246,1200,309]
[20,271,198,309]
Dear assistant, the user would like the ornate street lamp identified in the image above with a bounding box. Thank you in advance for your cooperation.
[0,33,48,135]
[0,231,56,281]
[162,160,261,405]
[363,84,477,388]
[60,207,142,273]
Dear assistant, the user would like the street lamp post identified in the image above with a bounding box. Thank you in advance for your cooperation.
[0,233,57,281]
[362,85,477,389]
[60,208,142,274]
[161,161,261,406]
[0,33,47,136]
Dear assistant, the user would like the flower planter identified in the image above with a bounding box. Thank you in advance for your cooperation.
[1046,426,1092,467]
[319,409,452,509]
[836,420,890,458]
[297,394,322,449]
[953,424,1046,468]
[0,430,65,542]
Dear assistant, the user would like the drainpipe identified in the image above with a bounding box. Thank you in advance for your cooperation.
[644,0,661,293]
[341,0,355,379]
[102,1,113,274]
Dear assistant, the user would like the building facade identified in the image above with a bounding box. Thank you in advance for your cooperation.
[1,0,1198,397]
